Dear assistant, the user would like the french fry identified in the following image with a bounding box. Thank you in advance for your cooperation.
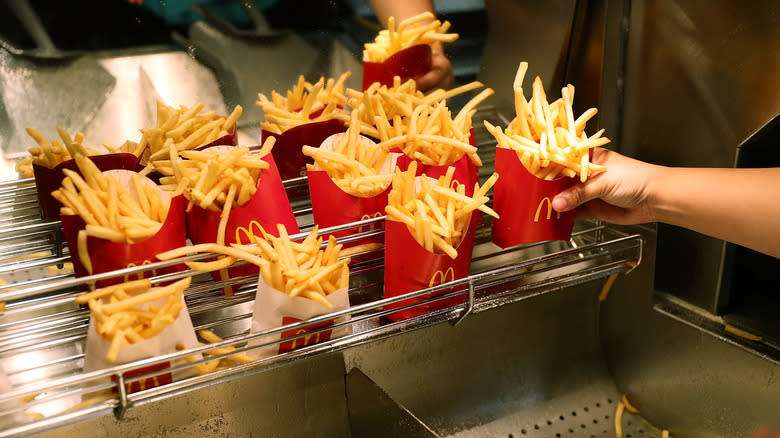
[486,61,609,182]
[19,127,103,174]
[140,101,242,163]
[256,72,351,134]
[77,277,191,362]
[363,12,458,63]
[340,78,492,167]
[302,108,394,197]
[385,163,499,258]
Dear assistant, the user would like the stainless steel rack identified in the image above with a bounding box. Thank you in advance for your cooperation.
[0,108,643,437]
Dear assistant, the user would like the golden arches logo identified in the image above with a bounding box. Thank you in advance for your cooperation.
[428,267,455,287]
[235,220,269,245]
[124,259,157,282]
[534,197,561,222]
[450,179,462,191]
[358,212,384,233]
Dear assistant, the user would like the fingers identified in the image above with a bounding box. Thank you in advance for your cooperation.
[552,172,608,213]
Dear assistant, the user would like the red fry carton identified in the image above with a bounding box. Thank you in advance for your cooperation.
[33,153,141,222]
[491,147,580,247]
[247,276,351,360]
[261,118,345,182]
[383,211,479,322]
[307,133,398,245]
[185,149,300,288]
[362,44,432,90]
[60,170,187,289]
[392,128,479,196]
[83,292,200,395]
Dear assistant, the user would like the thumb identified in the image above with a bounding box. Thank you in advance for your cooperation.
[552,177,606,212]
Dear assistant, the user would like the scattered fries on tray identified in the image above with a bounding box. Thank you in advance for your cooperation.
[386,162,499,258]
[75,277,191,362]
[256,72,351,134]
[485,61,610,181]
[302,109,393,197]
[363,12,458,63]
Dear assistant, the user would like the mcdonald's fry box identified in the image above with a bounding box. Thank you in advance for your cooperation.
[383,209,479,322]
[60,170,187,290]
[261,118,345,182]
[392,128,479,196]
[491,147,579,247]
[83,291,200,395]
[362,44,432,90]
[186,147,300,288]
[33,153,142,222]
[307,132,399,244]
[248,275,351,360]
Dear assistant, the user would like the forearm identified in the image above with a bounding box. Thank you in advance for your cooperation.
[649,166,780,258]
[368,0,434,26]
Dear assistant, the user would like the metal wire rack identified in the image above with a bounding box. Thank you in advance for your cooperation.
[0,108,643,437]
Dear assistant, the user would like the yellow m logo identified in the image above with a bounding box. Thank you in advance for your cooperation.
[235,220,269,245]
[450,179,462,191]
[357,212,384,233]
[534,197,561,222]
[124,260,157,282]
[428,267,455,287]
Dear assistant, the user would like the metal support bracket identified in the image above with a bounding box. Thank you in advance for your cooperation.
[450,280,475,327]
[113,373,128,420]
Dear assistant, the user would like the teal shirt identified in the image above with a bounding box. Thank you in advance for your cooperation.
[140,0,278,27]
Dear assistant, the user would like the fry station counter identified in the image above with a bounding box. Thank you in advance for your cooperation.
[0,1,777,438]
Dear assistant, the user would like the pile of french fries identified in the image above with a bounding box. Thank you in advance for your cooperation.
[302,109,393,197]
[75,277,191,362]
[16,127,104,178]
[484,61,610,182]
[337,78,493,167]
[363,12,458,63]
[256,72,351,135]
[152,138,275,246]
[139,101,243,163]
[386,162,499,258]
[52,154,170,274]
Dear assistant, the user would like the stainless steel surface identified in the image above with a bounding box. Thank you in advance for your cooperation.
[621,0,780,312]
[0,108,646,437]
[600,223,780,438]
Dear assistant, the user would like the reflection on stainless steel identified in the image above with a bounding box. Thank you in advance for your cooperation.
[621,0,780,311]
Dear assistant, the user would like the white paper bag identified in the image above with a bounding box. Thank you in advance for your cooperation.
[248,276,351,360]
[83,292,200,393]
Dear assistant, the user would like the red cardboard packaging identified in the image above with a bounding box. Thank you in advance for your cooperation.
[261,119,345,182]
[491,147,580,247]
[59,170,187,289]
[33,153,141,222]
[362,44,433,90]
[307,133,397,245]
[383,210,479,322]
[186,149,300,290]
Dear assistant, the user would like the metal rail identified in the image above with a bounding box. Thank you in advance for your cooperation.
[0,108,644,437]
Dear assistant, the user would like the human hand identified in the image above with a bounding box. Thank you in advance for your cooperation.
[552,148,659,225]
[415,43,454,93]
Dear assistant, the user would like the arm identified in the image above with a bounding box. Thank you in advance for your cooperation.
[367,0,454,92]
[552,148,780,258]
